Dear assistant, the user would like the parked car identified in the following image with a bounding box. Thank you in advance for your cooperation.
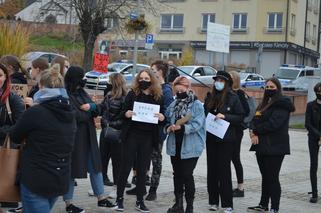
[177,65,217,85]
[85,62,150,90]
[283,76,321,92]
[274,64,321,86]
[240,72,265,89]
[21,51,66,71]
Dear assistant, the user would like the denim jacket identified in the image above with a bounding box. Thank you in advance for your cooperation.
[165,99,206,159]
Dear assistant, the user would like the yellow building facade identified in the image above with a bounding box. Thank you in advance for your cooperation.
[140,0,320,77]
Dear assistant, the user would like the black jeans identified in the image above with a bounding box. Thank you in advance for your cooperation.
[206,139,233,208]
[232,129,244,184]
[170,156,198,201]
[308,137,320,196]
[117,129,153,201]
[110,142,122,185]
[256,155,284,210]
[99,131,111,181]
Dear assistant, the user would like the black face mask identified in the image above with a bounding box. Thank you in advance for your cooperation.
[176,92,188,99]
[316,94,321,100]
[139,80,151,90]
[79,79,87,88]
[265,89,277,98]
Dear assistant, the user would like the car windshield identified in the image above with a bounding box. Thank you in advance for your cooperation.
[108,63,128,72]
[239,73,249,81]
[177,66,195,75]
[275,68,300,80]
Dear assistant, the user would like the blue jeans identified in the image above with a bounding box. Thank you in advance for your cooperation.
[21,184,58,213]
[63,152,105,201]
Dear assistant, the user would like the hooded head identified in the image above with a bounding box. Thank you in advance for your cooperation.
[64,66,86,93]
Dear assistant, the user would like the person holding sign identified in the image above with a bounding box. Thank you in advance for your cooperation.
[248,78,295,213]
[204,71,244,213]
[112,69,165,213]
[165,76,205,213]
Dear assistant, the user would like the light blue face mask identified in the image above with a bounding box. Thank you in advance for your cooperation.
[214,81,225,91]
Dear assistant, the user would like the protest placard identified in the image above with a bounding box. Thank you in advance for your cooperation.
[132,101,160,124]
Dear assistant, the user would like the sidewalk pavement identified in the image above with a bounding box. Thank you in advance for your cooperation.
[49,130,320,213]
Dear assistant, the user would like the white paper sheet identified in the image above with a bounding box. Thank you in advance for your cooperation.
[206,113,230,139]
[132,101,160,124]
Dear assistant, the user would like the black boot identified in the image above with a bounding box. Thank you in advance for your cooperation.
[185,197,194,213]
[309,191,318,203]
[146,186,157,201]
[167,194,184,213]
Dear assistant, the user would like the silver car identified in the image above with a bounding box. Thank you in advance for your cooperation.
[177,66,217,85]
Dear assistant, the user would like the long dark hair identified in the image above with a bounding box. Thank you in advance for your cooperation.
[0,55,31,79]
[257,77,282,112]
[206,79,230,111]
[0,63,11,103]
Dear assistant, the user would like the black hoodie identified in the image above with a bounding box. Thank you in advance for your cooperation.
[250,96,295,155]
[10,96,76,197]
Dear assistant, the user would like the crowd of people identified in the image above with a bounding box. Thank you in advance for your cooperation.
[1,54,320,213]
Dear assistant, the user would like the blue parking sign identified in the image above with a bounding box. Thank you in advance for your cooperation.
[145,34,154,49]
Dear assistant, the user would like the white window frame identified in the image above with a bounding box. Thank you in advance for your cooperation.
[267,13,283,31]
[232,13,247,31]
[306,22,311,41]
[201,13,215,31]
[160,14,184,32]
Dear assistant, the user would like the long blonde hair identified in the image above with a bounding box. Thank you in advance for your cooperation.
[229,71,241,90]
[109,73,127,99]
[132,69,162,101]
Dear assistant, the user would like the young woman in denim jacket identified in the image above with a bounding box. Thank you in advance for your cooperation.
[165,76,206,213]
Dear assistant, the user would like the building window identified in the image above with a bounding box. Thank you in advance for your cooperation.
[306,22,311,41]
[314,0,319,14]
[104,17,118,30]
[267,13,283,31]
[202,13,215,31]
[312,24,317,44]
[290,14,296,36]
[233,13,247,31]
[160,14,184,32]
[308,0,313,10]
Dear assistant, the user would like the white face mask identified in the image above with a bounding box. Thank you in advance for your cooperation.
[214,81,225,91]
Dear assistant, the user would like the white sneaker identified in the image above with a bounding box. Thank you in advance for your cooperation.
[88,189,94,196]
[108,189,117,199]
[209,204,219,211]
[224,207,233,213]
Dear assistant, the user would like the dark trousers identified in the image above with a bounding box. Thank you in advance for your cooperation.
[232,129,244,184]
[170,156,198,201]
[150,140,164,189]
[117,129,153,201]
[206,139,233,208]
[256,155,284,210]
[308,137,320,196]
[110,142,122,185]
[99,131,111,180]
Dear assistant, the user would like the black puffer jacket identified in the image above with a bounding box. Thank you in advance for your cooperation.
[0,92,25,145]
[204,90,245,142]
[100,92,126,130]
[305,100,321,139]
[250,96,295,155]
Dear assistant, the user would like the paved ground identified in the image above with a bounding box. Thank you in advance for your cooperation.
[21,129,320,213]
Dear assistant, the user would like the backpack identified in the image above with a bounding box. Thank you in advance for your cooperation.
[241,94,256,129]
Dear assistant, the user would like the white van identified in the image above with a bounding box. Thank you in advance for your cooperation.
[274,64,321,85]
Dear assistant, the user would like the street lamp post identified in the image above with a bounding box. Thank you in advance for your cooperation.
[132,0,141,79]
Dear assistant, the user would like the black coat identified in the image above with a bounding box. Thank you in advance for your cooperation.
[120,90,165,149]
[10,97,76,198]
[0,92,25,145]
[204,90,245,142]
[10,72,27,84]
[250,96,295,155]
[68,88,102,178]
[100,93,126,130]
[305,100,321,140]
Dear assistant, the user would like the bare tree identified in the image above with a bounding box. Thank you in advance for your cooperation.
[58,0,165,71]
